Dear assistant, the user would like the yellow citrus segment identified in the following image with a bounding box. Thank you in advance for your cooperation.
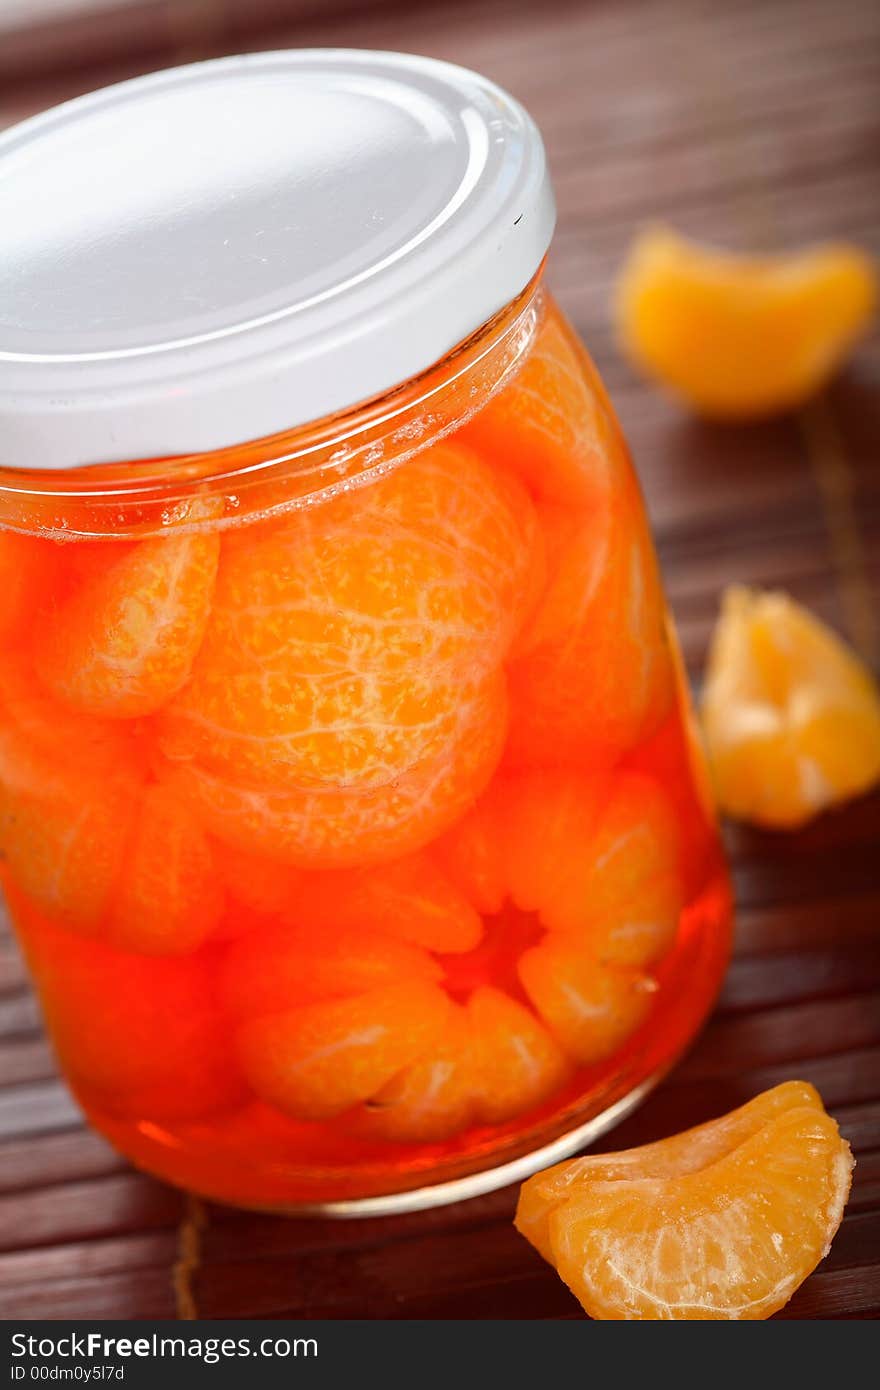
[108,780,223,955]
[506,494,673,769]
[463,303,625,506]
[516,1081,823,1264]
[0,532,56,642]
[518,937,655,1066]
[235,981,452,1121]
[616,226,877,418]
[13,893,243,1120]
[173,671,507,869]
[468,986,570,1125]
[221,920,441,1019]
[540,1102,852,1319]
[363,1006,479,1143]
[0,672,139,933]
[159,443,535,791]
[701,586,880,827]
[34,499,220,718]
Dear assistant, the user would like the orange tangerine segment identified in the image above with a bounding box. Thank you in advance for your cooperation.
[502,769,607,916]
[702,586,880,828]
[221,920,441,1020]
[543,1102,852,1319]
[159,442,535,792]
[11,890,244,1120]
[468,986,570,1125]
[545,773,682,967]
[0,531,57,642]
[463,301,625,507]
[173,671,508,870]
[506,492,673,770]
[33,496,221,719]
[616,226,877,419]
[235,981,452,1122]
[517,1081,823,1264]
[431,783,508,916]
[108,780,224,955]
[363,1005,479,1143]
[519,937,655,1066]
[0,673,139,933]
[288,851,484,954]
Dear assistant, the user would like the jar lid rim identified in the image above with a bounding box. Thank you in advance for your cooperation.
[0,49,555,471]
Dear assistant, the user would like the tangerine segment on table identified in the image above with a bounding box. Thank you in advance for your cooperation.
[108,779,224,956]
[11,886,243,1121]
[517,1084,852,1320]
[235,980,453,1122]
[173,670,508,870]
[505,490,674,770]
[516,1081,823,1264]
[158,442,536,793]
[463,302,626,507]
[615,225,877,417]
[701,585,880,828]
[33,497,221,719]
[0,671,140,933]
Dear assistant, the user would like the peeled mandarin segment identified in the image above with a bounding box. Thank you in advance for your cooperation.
[217,842,298,919]
[12,892,243,1120]
[701,585,880,828]
[108,781,223,955]
[518,938,655,1066]
[506,493,674,769]
[33,498,221,718]
[0,677,139,932]
[173,671,508,870]
[221,920,441,1019]
[287,851,484,954]
[463,300,625,507]
[616,226,877,418]
[431,785,508,916]
[546,1104,852,1320]
[363,1006,479,1143]
[158,442,535,792]
[235,981,452,1122]
[0,531,57,641]
[549,773,683,968]
[468,986,570,1125]
[516,1080,823,1265]
[501,769,607,915]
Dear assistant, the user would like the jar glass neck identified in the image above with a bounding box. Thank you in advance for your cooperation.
[0,273,546,541]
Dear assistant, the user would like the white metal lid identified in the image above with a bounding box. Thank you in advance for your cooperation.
[0,49,554,472]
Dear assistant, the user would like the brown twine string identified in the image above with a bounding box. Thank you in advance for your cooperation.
[173,1193,207,1321]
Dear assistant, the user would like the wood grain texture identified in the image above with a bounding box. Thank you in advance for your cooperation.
[0,0,878,1321]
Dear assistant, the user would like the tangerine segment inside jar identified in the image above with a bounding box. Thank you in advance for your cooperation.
[0,292,731,1208]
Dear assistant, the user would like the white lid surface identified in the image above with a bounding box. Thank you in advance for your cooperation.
[0,49,554,471]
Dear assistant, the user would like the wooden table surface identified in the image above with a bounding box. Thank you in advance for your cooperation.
[1,0,878,1320]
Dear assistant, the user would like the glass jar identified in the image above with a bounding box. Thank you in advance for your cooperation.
[0,51,731,1213]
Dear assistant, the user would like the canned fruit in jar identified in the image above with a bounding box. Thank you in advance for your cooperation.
[34,499,220,719]
[158,443,537,792]
[235,980,453,1122]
